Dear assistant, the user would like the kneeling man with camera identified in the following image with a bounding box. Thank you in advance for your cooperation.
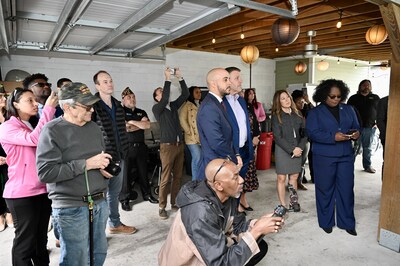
[159,158,284,266]
[37,83,114,265]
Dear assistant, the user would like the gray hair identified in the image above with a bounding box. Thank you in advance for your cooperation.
[59,98,75,111]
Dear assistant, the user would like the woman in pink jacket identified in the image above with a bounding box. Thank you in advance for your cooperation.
[0,87,57,265]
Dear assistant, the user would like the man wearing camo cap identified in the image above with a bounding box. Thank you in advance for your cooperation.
[37,82,113,265]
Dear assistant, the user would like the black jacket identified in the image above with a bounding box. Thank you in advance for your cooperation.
[347,93,380,128]
[152,80,188,143]
[176,180,256,265]
[92,94,129,161]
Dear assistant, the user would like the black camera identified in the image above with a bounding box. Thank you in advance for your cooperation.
[272,205,287,217]
[104,160,121,176]
[257,205,286,244]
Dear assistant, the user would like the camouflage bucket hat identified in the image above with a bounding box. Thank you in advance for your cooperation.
[121,87,133,98]
[59,82,100,105]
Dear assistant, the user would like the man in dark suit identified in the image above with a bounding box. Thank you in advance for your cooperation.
[197,68,242,180]
[223,67,255,212]
[223,67,253,179]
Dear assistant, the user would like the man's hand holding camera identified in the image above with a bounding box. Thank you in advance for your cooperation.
[249,213,285,240]
[165,67,182,81]
[86,152,113,179]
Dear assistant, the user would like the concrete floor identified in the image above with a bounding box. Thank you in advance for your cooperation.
[1,149,399,265]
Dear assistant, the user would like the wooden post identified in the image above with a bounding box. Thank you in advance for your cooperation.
[377,2,400,249]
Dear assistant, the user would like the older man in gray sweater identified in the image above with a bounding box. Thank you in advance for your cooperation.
[37,82,113,266]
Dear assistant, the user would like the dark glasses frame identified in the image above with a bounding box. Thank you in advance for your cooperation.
[212,155,232,183]
[29,82,52,89]
[328,95,341,99]
[74,102,93,111]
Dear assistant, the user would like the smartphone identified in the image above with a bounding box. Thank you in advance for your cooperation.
[346,129,357,135]
[170,68,176,75]
[302,87,307,96]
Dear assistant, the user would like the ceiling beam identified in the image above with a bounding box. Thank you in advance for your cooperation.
[90,0,172,55]
[379,3,400,62]
[216,0,295,18]
[129,6,241,57]
[0,0,9,53]
[47,0,79,52]
[366,0,400,5]
[15,11,171,35]
[54,0,93,48]
[4,0,17,48]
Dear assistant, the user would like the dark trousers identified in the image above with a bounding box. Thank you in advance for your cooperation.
[0,165,8,214]
[6,194,52,266]
[239,143,251,178]
[246,239,268,266]
[313,154,355,230]
[120,142,151,201]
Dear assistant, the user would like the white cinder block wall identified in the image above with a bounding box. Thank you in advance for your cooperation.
[0,48,276,121]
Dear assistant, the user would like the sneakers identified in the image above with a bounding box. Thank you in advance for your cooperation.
[159,208,168,220]
[171,205,179,212]
[288,184,301,212]
[289,202,301,212]
[108,223,137,235]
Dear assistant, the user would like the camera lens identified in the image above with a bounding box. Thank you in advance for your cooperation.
[105,160,121,176]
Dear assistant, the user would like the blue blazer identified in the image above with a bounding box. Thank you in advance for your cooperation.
[306,103,360,157]
[223,96,254,160]
[197,93,237,179]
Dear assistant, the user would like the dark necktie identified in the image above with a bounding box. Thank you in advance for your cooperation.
[221,101,226,112]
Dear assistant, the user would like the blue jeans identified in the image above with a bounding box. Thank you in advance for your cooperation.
[187,144,201,181]
[53,200,108,266]
[360,127,376,169]
[107,160,124,227]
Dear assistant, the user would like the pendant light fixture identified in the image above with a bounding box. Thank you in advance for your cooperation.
[336,10,343,29]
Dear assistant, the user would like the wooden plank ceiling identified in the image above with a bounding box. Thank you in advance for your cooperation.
[167,0,392,63]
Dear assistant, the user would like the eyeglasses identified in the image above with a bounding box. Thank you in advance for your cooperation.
[328,95,341,99]
[212,156,232,183]
[29,82,52,89]
[74,102,93,111]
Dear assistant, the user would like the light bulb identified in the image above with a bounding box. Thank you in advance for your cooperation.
[275,47,279,52]
[212,38,216,44]
[336,20,342,29]
[240,33,245,39]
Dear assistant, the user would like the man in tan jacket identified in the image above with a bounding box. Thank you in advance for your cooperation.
[159,158,284,265]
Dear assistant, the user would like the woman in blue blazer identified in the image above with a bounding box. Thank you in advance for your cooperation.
[306,79,360,236]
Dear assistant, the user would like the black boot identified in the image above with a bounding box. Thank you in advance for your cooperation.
[143,194,159,204]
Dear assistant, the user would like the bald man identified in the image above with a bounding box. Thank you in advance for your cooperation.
[196,68,243,180]
[159,158,283,265]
